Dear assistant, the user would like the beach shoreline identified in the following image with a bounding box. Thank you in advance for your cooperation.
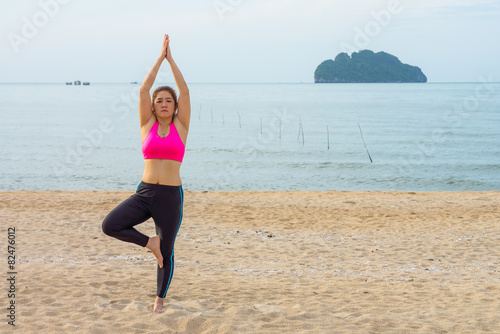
[2,190,499,333]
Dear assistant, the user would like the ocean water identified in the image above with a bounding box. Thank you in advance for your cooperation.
[1,82,499,191]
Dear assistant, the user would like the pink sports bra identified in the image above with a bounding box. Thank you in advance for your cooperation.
[142,122,185,162]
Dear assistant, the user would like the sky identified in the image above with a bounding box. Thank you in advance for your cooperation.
[1,0,499,83]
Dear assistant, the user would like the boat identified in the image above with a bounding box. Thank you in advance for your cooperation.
[83,82,90,85]
[131,81,138,84]
[74,80,81,85]
[66,82,73,85]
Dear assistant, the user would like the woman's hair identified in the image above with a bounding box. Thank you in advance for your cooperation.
[152,86,178,108]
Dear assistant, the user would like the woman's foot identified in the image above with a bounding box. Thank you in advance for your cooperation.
[146,236,163,268]
[153,297,165,313]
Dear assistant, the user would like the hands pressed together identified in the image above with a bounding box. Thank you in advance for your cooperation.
[159,34,173,62]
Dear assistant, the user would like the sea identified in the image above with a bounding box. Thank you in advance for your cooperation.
[1,82,499,191]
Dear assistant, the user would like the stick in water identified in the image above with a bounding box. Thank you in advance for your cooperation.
[279,118,281,139]
[300,119,304,145]
[358,122,373,163]
[297,118,304,144]
[327,125,330,150]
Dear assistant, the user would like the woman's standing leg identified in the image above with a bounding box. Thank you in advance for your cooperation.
[150,185,184,312]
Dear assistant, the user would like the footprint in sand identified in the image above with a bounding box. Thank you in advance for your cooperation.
[97,299,147,311]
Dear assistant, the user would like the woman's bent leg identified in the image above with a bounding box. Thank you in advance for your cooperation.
[101,194,151,247]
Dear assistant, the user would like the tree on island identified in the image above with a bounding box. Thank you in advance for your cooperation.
[314,50,427,83]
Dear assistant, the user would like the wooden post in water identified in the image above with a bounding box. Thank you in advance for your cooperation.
[279,118,281,140]
[327,125,330,150]
[301,121,304,145]
[297,118,304,145]
[358,122,373,163]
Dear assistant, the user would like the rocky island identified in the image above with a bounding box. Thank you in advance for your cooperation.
[314,50,427,83]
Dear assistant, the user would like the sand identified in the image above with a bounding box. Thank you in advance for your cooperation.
[1,190,499,333]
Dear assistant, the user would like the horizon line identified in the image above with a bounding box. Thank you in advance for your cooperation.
[1,81,498,85]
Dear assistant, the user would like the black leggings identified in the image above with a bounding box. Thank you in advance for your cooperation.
[101,181,184,298]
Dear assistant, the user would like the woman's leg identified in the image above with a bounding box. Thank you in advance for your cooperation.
[151,185,184,299]
[101,192,151,248]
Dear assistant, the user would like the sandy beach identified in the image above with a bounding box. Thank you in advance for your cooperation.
[1,190,499,333]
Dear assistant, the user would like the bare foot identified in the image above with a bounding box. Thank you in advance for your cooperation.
[153,297,165,313]
[146,236,163,268]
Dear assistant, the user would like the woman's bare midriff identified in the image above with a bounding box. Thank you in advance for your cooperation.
[142,159,182,185]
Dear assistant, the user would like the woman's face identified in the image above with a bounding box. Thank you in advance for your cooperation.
[153,91,176,119]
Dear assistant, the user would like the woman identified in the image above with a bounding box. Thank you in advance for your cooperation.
[102,34,190,313]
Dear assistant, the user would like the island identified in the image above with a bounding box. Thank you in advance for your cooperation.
[314,50,427,83]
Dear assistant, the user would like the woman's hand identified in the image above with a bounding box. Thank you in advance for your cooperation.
[158,34,169,60]
[165,35,173,63]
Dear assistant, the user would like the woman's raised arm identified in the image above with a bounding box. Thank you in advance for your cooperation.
[139,35,169,127]
[166,40,191,131]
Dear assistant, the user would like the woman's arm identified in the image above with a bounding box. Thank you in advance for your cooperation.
[166,41,191,131]
[139,35,169,127]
